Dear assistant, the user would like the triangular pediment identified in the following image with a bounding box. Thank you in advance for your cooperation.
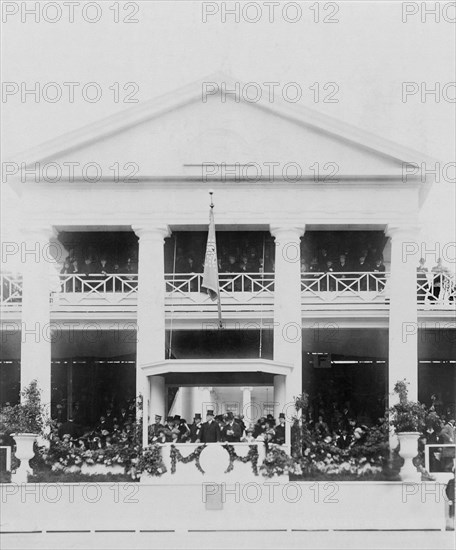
[13,73,436,181]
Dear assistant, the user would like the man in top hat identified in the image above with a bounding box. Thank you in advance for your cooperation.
[274,413,286,445]
[148,414,164,441]
[190,413,203,443]
[163,416,174,442]
[177,418,191,442]
[222,412,242,443]
[200,410,221,443]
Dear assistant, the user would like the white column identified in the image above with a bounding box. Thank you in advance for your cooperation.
[273,375,286,419]
[180,387,194,421]
[149,375,166,421]
[133,224,170,446]
[386,224,420,403]
[241,386,253,423]
[20,226,55,412]
[270,225,305,407]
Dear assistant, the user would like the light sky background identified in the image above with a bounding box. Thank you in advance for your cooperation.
[1,1,455,268]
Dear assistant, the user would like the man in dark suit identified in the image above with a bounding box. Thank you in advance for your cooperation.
[200,410,221,443]
[371,258,386,291]
[274,413,286,445]
[190,413,203,442]
[222,412,242,442]
[354,255,369,291]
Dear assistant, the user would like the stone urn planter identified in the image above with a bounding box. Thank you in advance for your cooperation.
[397,432,420,482]
[11,433,37,483]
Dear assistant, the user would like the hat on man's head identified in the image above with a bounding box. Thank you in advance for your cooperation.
[267,414,274,420]
[155,414,162,421]
[166,416,173,422]
[173,415,181,421]
[226,411,234,420]
[206,409,214,416]
[279,413,286,419]
[194,413,201,419]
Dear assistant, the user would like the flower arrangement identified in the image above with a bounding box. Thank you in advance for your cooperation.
[389,380,427,433]
[260,444,297,477]
[170,444,206,474]
[135,444,167,477]
[0,380,46,434]
[41,439,136,471]
[223,444,259,475]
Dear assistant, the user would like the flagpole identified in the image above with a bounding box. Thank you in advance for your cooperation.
[209,191,223,329]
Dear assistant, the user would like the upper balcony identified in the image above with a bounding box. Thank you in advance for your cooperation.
[1,271,455,320]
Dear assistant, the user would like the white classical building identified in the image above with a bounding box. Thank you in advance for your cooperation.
[1,76,455,447]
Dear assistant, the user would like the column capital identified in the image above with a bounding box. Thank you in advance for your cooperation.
[385,223,421,240]
[240,387,253,392]
[270,224,305,240]
[132,224,171,241]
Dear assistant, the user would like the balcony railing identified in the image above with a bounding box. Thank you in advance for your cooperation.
[0,274,22,306]
[417,272,456,308]
[1,271,454,312]
[301,271,389,305]
[54,274,139,307]
[165,272,275,314]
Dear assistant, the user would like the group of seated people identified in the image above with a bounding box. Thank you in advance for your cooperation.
[59,249,138,292]
[53,404,138,450]
[172,244,273,275]
[54,242,454,301]
[148,410,286,445]
[305,409,373,449]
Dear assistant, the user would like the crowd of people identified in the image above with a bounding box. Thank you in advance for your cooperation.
[53,402,139,450]
[45,239,451,303]
[51,407,288,449]
[148,410,286,445]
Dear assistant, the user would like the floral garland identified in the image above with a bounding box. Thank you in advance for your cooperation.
[222,444,259,475]
[170,444,206,474]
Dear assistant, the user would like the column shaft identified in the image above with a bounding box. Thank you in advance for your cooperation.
[133,224,170,446]
[271,225,305,407]
[386,225,420,403]
[20,228,54,411]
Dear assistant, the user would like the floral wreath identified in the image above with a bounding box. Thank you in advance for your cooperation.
[222,444,259,475]
[170,444,206,474]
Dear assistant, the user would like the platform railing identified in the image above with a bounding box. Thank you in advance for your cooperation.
[0,274,22,306]
[55,273,139,305]
[301,271,389,303]
[2,271,455,311]
[165,272,275,297]
[164,272,276,313]
[417,272,456,308]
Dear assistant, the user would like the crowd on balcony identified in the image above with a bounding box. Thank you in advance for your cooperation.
[148,410,286,445]
[51,405,287,449]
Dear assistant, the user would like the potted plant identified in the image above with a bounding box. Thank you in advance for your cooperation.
[0,380,46,483]
[389,380,426,481]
